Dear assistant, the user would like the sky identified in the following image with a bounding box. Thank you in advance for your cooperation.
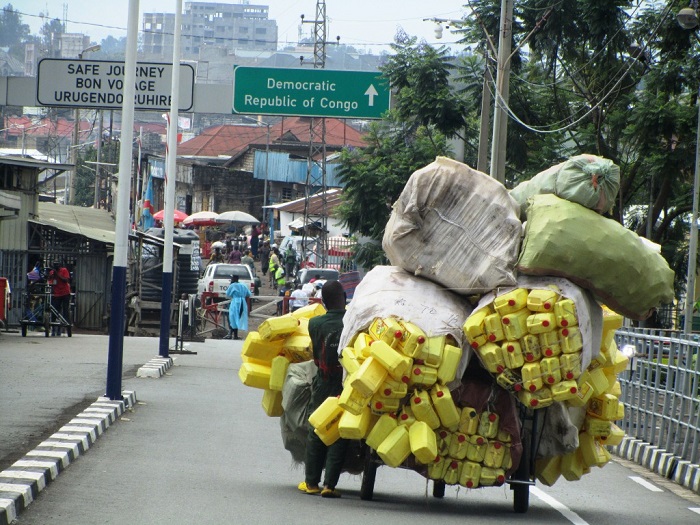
[17,0,469,53]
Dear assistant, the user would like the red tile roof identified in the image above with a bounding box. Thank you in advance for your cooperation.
[177,117,366,158]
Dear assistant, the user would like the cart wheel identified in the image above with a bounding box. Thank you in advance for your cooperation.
[360,452,378,501]
[513,484,529,513]
[44,319,50,337]
[432,480,445,498]
[21,323,27,337]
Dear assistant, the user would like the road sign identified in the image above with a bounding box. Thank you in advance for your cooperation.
[232,66,390,119]
[36,59,195,111]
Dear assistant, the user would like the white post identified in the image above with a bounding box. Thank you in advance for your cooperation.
[106,0,139,400]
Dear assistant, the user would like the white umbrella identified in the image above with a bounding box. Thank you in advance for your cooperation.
[216,210,260,226]
[182,210,220,226]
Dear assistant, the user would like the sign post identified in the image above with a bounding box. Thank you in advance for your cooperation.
[232,66,390,119]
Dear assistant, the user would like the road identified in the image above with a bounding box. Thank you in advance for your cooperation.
[1,331,699,524]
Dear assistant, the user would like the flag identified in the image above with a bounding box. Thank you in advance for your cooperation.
[140,176,155,230]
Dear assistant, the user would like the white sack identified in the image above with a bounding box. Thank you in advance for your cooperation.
[382,156,523,295]
[339,265,473,389]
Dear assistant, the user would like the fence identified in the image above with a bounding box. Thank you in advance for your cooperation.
[615,327,700,465]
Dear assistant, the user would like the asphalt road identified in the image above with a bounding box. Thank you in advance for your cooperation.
[2,331,700,525]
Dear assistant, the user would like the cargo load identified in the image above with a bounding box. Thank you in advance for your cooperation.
[517,194,675,319]
[510,154,620,219]
[382,157,522,295]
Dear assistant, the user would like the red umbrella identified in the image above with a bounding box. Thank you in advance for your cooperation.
[153,209,189,223]
[182,211,219,227]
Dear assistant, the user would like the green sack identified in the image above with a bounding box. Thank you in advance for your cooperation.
[510,154,620,219]
[517,194,674,320]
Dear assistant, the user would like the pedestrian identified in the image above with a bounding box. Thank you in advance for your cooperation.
[208,247,225,266]
[269,246,281,288]
[241,250,255,276]
[298,280,348,498]
[259,242,270,277]
[48,261,71,336]
[228,244,242,264]
[224,275,251,340]
[289,283,309,312]
[274,264,286,291]
[250,224,261,259]
[284,244,297,278]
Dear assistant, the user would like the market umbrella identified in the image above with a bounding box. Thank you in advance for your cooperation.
[182,210,220,227]
[216,210,260,226]
[153,209,189,223]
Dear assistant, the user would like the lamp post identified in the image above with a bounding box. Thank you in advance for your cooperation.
[678,4,700,333]
[69,44,101,205]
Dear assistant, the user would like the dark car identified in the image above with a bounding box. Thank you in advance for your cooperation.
[294,268,340,287]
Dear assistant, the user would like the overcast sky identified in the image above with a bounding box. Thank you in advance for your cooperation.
[18,1,469,53]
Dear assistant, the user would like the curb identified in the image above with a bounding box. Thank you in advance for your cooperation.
[612,436,700,494]
[0,391,137,525]
[136,356,174,378]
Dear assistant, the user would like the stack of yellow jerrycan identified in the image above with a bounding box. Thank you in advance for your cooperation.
[238,303,327,417]
[306,316,522,488]
[463,287,589,409]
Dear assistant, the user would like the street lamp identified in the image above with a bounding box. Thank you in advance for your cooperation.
[679,3,700,333]
[68,44,101,205]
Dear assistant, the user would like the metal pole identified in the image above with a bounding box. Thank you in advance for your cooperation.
[489,0,513,184]
[683,85,700,334]
[69,107,79,204]
[158,0,183,358]
[264,122,270,232]
[94,110,103,208]
[106,0,139,400]
[477,49,493,174]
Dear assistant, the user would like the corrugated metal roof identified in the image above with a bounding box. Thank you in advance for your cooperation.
[32,202,116,245]
[266,188,343,215]
[253,150,344,186]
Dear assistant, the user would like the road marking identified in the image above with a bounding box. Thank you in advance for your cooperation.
[689,507,700,515]
[630,476,664,492]
[532,487,591,525]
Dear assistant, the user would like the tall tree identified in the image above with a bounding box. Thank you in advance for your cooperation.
[0,4,30,49]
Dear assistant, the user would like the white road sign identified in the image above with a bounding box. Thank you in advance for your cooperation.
[36,59,195,111]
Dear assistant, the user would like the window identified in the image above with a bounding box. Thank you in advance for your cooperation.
[282,187,293,201]
[255,27,266,35]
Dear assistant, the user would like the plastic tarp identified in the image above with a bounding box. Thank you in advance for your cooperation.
[279,360,317,463]
[518,194,675,320]
[383,157,523,295]
[510,154,620,219]
[339,265,473,390]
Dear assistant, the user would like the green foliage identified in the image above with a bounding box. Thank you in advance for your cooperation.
[0,4,30,54]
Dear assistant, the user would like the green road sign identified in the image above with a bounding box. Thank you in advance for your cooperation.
[232,66,390,119]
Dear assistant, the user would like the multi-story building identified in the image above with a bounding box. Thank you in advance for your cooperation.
[142,2,278,60]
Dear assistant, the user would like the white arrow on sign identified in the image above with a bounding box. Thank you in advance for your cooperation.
[364,84,379,106]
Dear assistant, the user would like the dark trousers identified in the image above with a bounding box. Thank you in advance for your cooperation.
[305,372,348,489]
[51,294,71,334]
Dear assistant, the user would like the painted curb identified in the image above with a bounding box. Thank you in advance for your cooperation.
[0,391,136,525]
[611,437,700,494]
[136,356,173,378]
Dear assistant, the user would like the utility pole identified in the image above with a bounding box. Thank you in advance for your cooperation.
[490,0,513,184]
[301,0,329,267]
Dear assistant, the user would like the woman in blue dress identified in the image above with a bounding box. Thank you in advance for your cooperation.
[225,275,251,340]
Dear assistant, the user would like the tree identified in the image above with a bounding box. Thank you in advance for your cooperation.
[39,17,64,56]
[0,4,30,53]
[100,35,127,56]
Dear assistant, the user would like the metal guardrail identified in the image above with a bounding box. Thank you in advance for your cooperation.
[615,328,700,464]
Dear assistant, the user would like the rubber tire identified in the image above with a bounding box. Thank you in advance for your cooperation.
[67,325,72,337]
[360,455,378,501]
[433,480,446,498]
[44,316,50,337]
[513,484,529,513]
[21,323,27,337]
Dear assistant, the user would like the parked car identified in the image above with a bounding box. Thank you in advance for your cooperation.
[294,267,340,287]
[197,263,259,300]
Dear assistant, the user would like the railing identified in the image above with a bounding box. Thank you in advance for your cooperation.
[615,327,700,464]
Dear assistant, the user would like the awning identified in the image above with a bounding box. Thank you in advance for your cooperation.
[30,202,116,245]
[288,217,322,230]
[0,190,20,220]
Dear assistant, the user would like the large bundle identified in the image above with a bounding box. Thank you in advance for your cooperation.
[382,157,522,295]
[510,154,620,219]
[518,194,675,320]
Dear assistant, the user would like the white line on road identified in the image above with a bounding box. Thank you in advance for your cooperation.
[531,486,591,525]
[629,476,664,492]
[689,507,700,515]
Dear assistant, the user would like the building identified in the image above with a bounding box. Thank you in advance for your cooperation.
[142,1,278,60]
